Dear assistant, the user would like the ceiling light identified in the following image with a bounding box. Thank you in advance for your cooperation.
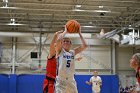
[11,18,15,24]
[0,6,21,9]
[6,23,26,26]
[72,9,111,13]
[11,18,15,22]
[82,26,96,28]
[72,9,85,11]
[93,10,111,13]
[89,22,93,24]
[0,32,29,37]
[0,23,26,26]
[75,5,81,8]
[99,6,104,8]
[3,0,8,3]
[1,18,26,26]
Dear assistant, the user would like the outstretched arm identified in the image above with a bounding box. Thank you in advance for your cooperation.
[85,81,92,85]
[74,27,87,55]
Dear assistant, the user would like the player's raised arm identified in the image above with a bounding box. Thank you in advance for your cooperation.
[55,28,67,56]
[74,27,87,55]
[48,30,63,59]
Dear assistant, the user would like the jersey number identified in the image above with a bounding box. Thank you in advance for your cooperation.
[66,60,71,67]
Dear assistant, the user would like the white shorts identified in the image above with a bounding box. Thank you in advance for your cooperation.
[55,77,78,93]
[92,86,101,93]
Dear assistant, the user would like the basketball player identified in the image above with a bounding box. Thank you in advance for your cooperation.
[130,53,140,86]
[43,31,63,93]
[55,26,87,93]
[86,71,102,93]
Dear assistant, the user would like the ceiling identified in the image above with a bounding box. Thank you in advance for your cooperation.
[0,0,140,34]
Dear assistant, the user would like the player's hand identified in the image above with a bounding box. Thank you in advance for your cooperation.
[57,33,63,40]
[85,81,89,84]
[64,25,68,33]
[55,30,64,40]
[57,28,67,40]
[55,30,63,35]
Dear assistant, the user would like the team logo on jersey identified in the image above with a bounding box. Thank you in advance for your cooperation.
[63,55,74,59]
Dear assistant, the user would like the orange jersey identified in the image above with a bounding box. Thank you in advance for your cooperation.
[43,56,57,93]
[46,56,57,79]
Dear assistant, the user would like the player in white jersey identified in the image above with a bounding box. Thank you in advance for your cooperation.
[86,71,102,93]
[55,26,87,93]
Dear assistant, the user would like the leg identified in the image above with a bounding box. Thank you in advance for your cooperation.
[55,78,66,93]
[66,80,78,93]
[43,79,49,93]
[48,81,55,93]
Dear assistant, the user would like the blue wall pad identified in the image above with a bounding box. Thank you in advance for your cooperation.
[16,74,45,93]
[0,74,9,93]
[9,74,17,93]
[0,74,119,93]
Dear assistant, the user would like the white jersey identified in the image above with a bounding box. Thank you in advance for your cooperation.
[90,76,102,93]
[55,48,78,93]
[57,48,75,80]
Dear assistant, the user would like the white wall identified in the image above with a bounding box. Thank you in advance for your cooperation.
[117,46,134,75]
[75,46,111,69]
[0,36,137,76]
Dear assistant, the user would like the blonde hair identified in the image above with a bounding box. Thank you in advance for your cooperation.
[62,37,72,44]
[133,53,140,66]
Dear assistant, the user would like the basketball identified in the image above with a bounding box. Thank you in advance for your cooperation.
[65,20,80,33]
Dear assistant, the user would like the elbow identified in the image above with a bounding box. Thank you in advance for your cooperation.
[84,44,88,49]
[82,44,87,51]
